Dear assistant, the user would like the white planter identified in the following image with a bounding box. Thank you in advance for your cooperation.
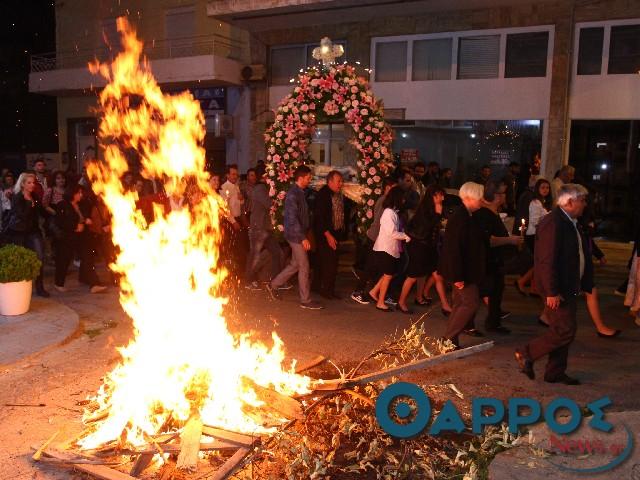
[0,280,33,316]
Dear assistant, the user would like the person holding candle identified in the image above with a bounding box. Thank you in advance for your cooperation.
[515,179,551,297]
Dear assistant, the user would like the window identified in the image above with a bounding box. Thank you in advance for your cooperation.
[505,32,549,77]
[375,41,408,82]
[577,27,604,75]
[166,6,195,55]
[457,35,500,79]
[608,24,640,74]
[270,46,306,85]
[412,38,452,80]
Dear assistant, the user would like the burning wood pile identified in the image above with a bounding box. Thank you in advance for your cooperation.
[31,19,501,479]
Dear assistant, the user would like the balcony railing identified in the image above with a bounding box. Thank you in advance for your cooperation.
[31,33,246,73]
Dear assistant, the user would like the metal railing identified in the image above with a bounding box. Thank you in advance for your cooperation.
[31,33,246,73]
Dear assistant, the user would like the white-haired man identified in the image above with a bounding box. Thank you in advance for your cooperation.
[516,183,591,385]
[439,182,487,348]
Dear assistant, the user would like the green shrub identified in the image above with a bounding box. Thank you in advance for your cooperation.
[0,244,42,283]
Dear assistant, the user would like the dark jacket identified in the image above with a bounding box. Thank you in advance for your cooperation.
[52,200,80,239]
[313,185,346,240]
[249,183,271,232]
[534,207,594,298]
[283,183,310,244]
[438,205,487,284]
[6,192,41,234]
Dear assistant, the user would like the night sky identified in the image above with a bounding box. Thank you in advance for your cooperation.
[0,0,57,153]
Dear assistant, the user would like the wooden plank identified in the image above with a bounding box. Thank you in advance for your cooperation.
[311,341,495,391]
[176,415,203,472]
[295,354,327,374]
[134,440,240,455]
[201,426,258,447]
[129,453,153,476]
[209,447,251,480]
[31,446,136,480]
[244,378,303,420]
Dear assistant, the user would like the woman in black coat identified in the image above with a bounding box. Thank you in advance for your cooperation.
[4,172,49,296]
[397,184,445,313]
[52,184,107,293]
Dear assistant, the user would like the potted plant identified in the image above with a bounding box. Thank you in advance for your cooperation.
[0,244,42,316]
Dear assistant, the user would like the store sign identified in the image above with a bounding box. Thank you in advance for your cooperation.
[489,149,512,166]
[400,149,418,164]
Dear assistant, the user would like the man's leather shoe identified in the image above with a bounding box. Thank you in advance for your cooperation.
[514,350,535,380]
[544,374,581,385]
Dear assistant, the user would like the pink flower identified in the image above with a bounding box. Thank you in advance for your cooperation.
[351,86,358,93]
[361,171,367,178]
[373,151,381,159]
[374,188,381,195]
[323,100,339,116]
[367,199,375,206]
[373,175,380,183]
[360,108,368,116]
[276,130,283,138]
[368,167,376,175]
[277,224,284,231]
[366,177,373,185]
[273,154,281,162]
[278,191,286,199]
[278,171,288,182]
[301,104,309,112]
[366,209,373,219]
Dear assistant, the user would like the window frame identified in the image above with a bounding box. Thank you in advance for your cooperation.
[573,18,640,77]
[371,25,554,83]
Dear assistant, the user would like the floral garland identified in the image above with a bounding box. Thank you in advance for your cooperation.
[264,63,394,237]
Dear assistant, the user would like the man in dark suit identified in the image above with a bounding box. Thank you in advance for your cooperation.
[439,182,487,348]
[515,183,591,385]
[312,170,345,299]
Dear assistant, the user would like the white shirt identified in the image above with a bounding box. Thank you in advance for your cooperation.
[373,208,410,258]
[220,180,243,218]
[526,199,548,235]
[560,207,585,280]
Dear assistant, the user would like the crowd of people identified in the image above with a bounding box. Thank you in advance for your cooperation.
[2,154,639,385]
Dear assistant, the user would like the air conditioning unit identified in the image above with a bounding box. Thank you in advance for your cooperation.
[241,64,266,82]
[214,113,233,138]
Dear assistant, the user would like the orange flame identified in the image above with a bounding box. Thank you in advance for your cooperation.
[80,18,310,449]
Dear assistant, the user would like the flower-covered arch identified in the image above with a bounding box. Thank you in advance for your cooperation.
[264,63,394,236]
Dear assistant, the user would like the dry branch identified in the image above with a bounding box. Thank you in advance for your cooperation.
[311,341,495,391]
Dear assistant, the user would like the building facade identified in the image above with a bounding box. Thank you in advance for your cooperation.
[31,0,640,236]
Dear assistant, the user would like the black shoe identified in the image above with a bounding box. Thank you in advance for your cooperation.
[265,283,281,301]
[36,288,51,298]
[376,305,392,312]
[597,329,621,338]
[415,297,432,306]
[514,350,535,380]
[486,325,511,335]
[463,328,484,337]
[544,374,581,385]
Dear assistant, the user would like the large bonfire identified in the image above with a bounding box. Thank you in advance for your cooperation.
[80,18,310,450]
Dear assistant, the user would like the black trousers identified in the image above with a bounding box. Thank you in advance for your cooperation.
[312,235,339,296]
[55,233,101,287]
[445,284,480,346]
[484,267,505,329]
[525,297,577,380]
